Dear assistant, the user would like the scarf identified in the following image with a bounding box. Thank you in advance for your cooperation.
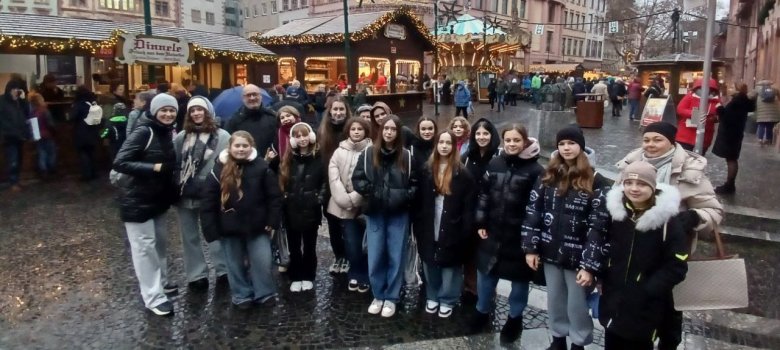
[179,131,218,196]
[642,147,675,184]
[277,122,295,156]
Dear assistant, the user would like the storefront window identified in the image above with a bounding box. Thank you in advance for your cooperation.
[358,57,390,94]
[395,59,420,93]
[235,64,247,86]
[278,57,297,85]
[304,56,346,92]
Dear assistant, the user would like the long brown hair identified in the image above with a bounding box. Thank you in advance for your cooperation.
[541,147,594,196]
[318,94,351,163]
[428,130,463,195]
[220,131,255,209]
[372,115,407,174]
[415,116,438,139]
[279,123,318,192]
[183,102,217,134]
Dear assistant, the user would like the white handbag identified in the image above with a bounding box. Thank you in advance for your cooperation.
[672,228,749,311]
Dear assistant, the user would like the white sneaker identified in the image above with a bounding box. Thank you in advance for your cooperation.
[339,259,350,273]
[381,301,396,317]
[301,281,314,291]
[348,279,359,291]
[438,304,453,318]
[368,299,384,314]
[425,300,439,314]
[290,281,302,292]
[329,260,340,274]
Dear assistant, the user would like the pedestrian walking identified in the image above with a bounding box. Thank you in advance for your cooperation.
[675,78,721,154]
[127,90,155,137]
[70,86,102,182]
[318,95,352,275]
[351,115,417,318]
[279,122,326,293]
[27,92,57,179]
[328,117,372,293]
[531,74,542,107]
[201,131,282,309]
[496,78,509,111]
[591,78,609,105]
[616,121,723,350]
[113,93,180,316]
[454,81,471,118]
[712,83,755,194]
[509,78,521,106]
[600,161,688,350]
[627,78,644,120]
[460,118,501,304]
[749,80,780,146]
[468,123,544,343]
[448,116,470,156]
[173,96,230,292]
[415,130,476,318]
[522,126,610,350]
[487,79,497,110]
[102,102,129,160]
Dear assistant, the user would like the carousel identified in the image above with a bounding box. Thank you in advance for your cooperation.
[434,13,529,102]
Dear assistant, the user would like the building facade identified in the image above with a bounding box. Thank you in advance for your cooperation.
[182,0,241,35]
[59,0,178,26]
[242,0,310,35]
[722,0,762,87]
[0,0,57,15]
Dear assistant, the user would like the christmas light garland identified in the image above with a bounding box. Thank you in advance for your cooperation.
[0,29,277,63]
[253,6,436,48]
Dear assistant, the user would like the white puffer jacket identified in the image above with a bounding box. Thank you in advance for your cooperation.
[327,138,372,219]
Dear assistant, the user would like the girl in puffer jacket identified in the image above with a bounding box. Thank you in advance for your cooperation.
[279,122,326,293]
[469,123,544,343]
[600,161,688,350]
[414,130,476,319]
[328,117,372,293]
[521,126,611,350]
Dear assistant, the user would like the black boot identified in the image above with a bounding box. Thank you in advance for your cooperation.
[499,315,523,343]
[570,344,585,350]
[715,182,736,194]
[546,336,567,350]
[466,310,490,335]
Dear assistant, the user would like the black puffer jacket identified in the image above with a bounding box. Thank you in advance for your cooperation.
[521,149,611,273]
[0,80,29,143]
[200,148,282,242]
[71,91,102,148]
[351,145,417,215]
[475,140,544,281]
[282,151,327,231]
[598,183,688,342]
[462,118,501,188]
[225,106,278,153]
[113,117,178,223]
[414,166,476,267]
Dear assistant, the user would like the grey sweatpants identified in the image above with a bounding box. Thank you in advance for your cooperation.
[176,206,227,282]
[124,214,170,309]
[544,263,594,346]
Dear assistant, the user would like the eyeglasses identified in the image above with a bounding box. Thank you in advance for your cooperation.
[243,92,260,98]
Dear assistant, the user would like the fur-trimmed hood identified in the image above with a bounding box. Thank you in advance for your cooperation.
[606,183,681,232]
[217,147,258,164]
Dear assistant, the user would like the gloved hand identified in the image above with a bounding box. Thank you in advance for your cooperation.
[679,209,701,233]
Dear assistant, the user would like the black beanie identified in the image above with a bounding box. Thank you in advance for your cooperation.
[644,122,677,144]
[556,125,586,150]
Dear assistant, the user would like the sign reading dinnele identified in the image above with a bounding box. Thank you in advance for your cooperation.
[115,33,193,66]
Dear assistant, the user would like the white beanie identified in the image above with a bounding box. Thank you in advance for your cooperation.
[150,93,179,117]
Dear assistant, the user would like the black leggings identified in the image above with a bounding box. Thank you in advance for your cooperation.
[456,106,468,118]
[324,211,345,259]
[287,226,318,281]
[605,331,653,350]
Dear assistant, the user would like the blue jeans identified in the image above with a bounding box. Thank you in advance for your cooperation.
[423,262,463,307]
[36,139,57,174]
[3,140,23,185]
[497,94,505,111]
[366,212,409,302]
[757,122,778,142]
[221,234,277,305]
[532,88,541,106]
[476,270,529,318]
[628,99,640,119]
[342,218,369,284]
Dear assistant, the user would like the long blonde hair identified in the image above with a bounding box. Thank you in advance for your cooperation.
[220,131,255,209]
[428,130,462,195]
[541,150,594,196]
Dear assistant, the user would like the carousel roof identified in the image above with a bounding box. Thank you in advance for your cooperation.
[434,14,506,36]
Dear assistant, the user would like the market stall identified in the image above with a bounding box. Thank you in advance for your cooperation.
[0,12,277,181]
[633,53,725,104]
[254,8,435,118]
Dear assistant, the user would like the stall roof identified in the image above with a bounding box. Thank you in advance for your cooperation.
[0,12,276,58]
[255,8,435,49]
[633,53,724,65]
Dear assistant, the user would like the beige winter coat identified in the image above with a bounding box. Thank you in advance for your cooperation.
[748,81,780,123]
[327,138,372,219]
[617,145,724,249]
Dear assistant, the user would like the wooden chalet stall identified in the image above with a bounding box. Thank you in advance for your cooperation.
[254,8,435,118]
[0,12,276,182]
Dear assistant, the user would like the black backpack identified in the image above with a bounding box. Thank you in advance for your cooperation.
[760,86,776,103]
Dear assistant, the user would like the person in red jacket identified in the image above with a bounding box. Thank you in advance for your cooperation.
[675,78,720,154]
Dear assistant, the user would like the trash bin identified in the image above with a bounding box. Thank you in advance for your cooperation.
[575,93,604,128]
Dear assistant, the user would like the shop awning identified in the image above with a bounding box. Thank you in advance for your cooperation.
[254,8,435,49]
[0,12,276,61]
[521,63,584,73]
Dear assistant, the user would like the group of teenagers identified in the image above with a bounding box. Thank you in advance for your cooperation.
[112,85,723,350]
